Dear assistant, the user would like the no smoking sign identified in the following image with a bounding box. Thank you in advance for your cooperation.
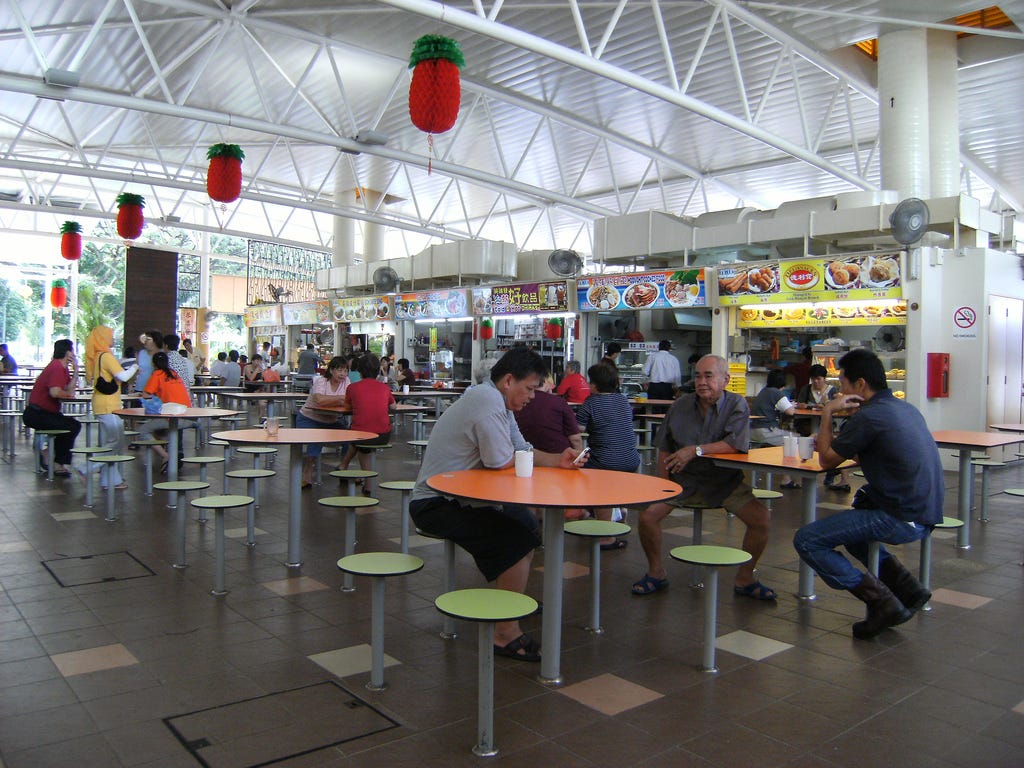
[953,306,976,329]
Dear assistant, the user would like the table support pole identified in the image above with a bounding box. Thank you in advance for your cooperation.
[797,482,817,600]
[473,621,497,757]
[167,427,179,483]
[701,566,718,672]
[956,449,971,549]
[367,577,386,691]
[286,443,303,567]
[540,506,564,685]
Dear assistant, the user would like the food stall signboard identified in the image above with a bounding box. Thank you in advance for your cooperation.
[393,289,467,320]
[483,282,569,315]
[737,303,907,327]
[576,269,706,312]
[329,296,392,323]
[243,304,283,327]
[283,300,331,326]
[715,253,903,306]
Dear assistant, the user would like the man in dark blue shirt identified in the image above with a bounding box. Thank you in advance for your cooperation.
[794,349,943,639]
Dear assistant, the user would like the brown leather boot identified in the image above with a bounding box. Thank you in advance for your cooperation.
[848,572,912,639]
[878,557,931,616]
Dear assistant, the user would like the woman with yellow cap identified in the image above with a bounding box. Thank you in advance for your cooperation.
[81,326,138,489]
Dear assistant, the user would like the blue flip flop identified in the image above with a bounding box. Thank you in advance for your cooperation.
[632,573,669,595]
[734,580,777,600]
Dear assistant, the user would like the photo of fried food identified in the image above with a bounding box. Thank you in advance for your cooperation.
[761,308,780,320]
[718,271,748,295]
[861,305,883,317]
[783,308,805,321]
[831,305,857,318]
[867,257,899,285]
[890,303,907,316]
[746,267,775,293]
[826,259,862,289]
[740,309,759,322]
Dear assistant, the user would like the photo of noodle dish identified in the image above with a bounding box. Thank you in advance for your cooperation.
[587,284,620,310]
[862,255,901,288]
[825,258,863,290]
[623,282,659,308]
[665,280,699,306]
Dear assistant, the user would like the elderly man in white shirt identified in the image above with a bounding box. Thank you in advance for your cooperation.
[643,339,682,400]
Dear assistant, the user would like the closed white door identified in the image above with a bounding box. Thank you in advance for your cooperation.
[987,295,1024,459]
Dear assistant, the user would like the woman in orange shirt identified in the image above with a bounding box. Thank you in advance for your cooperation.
[139,351,191,473]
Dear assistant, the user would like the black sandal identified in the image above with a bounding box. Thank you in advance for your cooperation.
[493,633,541,662]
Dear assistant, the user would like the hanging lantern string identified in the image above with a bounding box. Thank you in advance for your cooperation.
[427,134,434,175]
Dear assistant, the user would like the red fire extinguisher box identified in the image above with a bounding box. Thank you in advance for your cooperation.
[926,352,950,398]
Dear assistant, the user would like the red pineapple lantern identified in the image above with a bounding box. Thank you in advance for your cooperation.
[116,193,145,240]
[60,221,82,260]
[409,35,465,136]
[479,318,494,341]
[544,318,564,340]
[206,143,245,203]
[50,279,67,309]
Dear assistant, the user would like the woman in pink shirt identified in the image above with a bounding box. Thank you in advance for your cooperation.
[338,354,395,496]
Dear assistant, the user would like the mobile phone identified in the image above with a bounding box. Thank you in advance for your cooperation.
[572,447,590,465]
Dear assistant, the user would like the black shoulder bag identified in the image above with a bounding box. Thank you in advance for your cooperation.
[94,353,120,395]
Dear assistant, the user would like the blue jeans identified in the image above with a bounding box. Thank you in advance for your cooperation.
[793,508,927,590]
[294,412,349,456]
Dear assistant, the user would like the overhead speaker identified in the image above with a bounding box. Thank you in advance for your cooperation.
[889,198,930,246]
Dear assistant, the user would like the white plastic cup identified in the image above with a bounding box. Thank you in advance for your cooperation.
[264,417,279,437]
[782,434,798,458]
[402,384,410,394]
[798,436,815,460]
[514,450,534,477]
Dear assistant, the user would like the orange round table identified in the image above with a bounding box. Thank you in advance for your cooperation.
[213,428,376,567]
[428,467,681,684]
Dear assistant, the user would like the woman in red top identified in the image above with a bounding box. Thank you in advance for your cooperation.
[555,360,590,403]
[338,354,395,496]
[139,351,191,472]
[22,338,81,476]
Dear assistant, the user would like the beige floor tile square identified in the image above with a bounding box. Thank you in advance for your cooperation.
[50,643,139,677]
[558,673,663,716]
[308,644,400,678]
[262,576,329,596]
[52,511,97,521]
[715,630,793,661]
[535,561,590,579]
[225,526,267,539]
[928,588,993,609]
[1013,700,1024,715]
[930,529,957,540]
[392,534,443,548]
[27,489,64,498]
[0,541,35,553]
[662,525,705,539]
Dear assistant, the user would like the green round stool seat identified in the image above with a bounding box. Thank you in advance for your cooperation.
[70,446,112,509]
[566,520,632,634]
[670,545,751,672]
[181,455,226,484]
[329,468,379,497]
[132,438,168,445]
[853,470,865,477]
[379,480,415,492]
[936,515,964,528]
[88,455,135,522]
[971,458,1005,467]
[1004,488,1024,497]
[435,588,539,757]
[337,552,424,691]
[236,446,277,454]
[318,496,380,510]
[208,438,229,446]
[752,489,783,500]
[337,551,422,577]
[71,445,111,455]
[408,439,429,448]
[36,428,70,435]
[190,495,255,596]
[154,480,211,492]
[123,430,140,437]
[356,442,392,450]
[226,468,276,480]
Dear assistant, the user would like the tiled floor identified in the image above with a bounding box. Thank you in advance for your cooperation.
[1,423,1022,767]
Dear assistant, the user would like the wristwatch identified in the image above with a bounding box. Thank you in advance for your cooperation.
[694,445,704,457]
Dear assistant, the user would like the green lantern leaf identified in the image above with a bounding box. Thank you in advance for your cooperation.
[116,192,145,208]
[52,278,68,288]
[409,35,465,69]
[206,143,246,161]
[60,221,82,234]
[481,318,493,328]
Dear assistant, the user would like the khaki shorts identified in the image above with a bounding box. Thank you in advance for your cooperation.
[666,482,756,513]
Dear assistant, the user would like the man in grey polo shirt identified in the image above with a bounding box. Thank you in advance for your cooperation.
[410,347,580,662]
[633,354,775,600]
